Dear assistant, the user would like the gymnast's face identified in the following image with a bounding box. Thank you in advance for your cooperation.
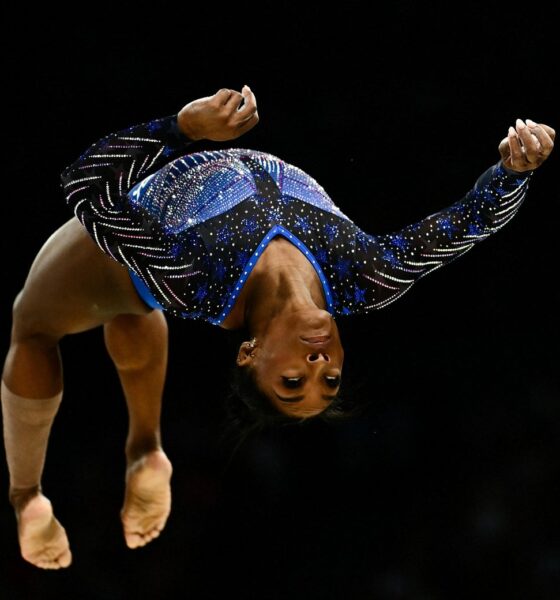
[237,309,344,418]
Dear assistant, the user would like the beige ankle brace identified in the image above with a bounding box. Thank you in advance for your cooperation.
[1,379,63,491]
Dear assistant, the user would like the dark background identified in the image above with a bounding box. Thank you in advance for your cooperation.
[1,4,559,599]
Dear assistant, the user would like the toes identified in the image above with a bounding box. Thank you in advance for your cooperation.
[145,528,161,543]
[58,548,72,568]
[124,526,162,549]
[125,532,144,549]
[31,548,72,570]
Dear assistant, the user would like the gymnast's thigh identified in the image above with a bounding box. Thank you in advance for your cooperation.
[13,216,153,338]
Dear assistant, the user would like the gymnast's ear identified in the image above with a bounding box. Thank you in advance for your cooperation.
[236,341,256,367]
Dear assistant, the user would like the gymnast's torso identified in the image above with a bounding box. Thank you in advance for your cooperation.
[60,113,532,325]
[123,145,371,324]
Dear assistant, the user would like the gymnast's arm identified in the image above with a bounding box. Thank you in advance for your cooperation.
[351,119,555,312]
[59,86,259,260]
[59,111,197,256]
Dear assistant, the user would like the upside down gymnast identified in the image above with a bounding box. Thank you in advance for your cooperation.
[1,85,554,569]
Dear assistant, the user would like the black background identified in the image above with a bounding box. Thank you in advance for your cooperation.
[1,4,559,599]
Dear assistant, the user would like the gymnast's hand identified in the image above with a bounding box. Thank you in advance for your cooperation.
[177,85,259,142]
[498,118,555,172]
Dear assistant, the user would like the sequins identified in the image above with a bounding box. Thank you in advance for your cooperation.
[62,112,533,325]
[128,154,257,233]
[151,155,531,323]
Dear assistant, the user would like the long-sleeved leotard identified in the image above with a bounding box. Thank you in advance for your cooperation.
[347,161,533,312]
[60,113,533,324]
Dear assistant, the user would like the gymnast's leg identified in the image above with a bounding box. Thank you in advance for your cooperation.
[1,216,165,568]
[103,311,173,549]
[1,293,71,569]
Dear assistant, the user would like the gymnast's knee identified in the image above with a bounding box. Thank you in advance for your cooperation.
[10,289,61,346]
[103,311,168,371]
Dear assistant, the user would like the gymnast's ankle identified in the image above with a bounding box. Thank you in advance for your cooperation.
[9,485,42,513]
[125,437,163,464]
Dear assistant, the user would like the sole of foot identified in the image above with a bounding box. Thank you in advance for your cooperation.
[121,449,173,549]
[18,494,72,569]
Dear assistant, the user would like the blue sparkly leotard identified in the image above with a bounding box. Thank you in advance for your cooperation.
[60,113,533,324]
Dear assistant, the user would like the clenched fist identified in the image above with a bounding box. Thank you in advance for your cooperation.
[498,119,555,173]
[177,86,259,142]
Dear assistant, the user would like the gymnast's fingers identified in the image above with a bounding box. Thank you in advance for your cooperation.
[213,88,235,106]
[515,119,540,164]
[236,86,258,123]
[526,120,555,155]
[235,111,260,136]
[537,123,556,141]
[508,126,525,168]
[224,89,244,112]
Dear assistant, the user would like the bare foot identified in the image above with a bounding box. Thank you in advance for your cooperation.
[121,449,173,549]
[17,494,72,569]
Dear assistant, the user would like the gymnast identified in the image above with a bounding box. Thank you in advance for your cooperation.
[1,84,554,569]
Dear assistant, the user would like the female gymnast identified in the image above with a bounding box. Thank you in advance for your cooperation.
[1,85,554,569]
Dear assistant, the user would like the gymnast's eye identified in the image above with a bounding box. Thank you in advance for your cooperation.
[325,376,341,388]
[282,377,302,389]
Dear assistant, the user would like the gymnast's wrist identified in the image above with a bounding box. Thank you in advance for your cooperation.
[176,110,204,142]
[498,159,533,177]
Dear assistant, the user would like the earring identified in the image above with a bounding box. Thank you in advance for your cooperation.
[248,337,257,348]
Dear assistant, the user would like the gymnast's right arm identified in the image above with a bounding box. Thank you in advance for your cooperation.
[59,111,197,239]
[59,86,258,256]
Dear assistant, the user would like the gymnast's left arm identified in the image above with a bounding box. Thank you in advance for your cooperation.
[350,119,555,312]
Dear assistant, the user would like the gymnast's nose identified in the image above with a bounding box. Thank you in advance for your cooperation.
[307,352,330,363]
